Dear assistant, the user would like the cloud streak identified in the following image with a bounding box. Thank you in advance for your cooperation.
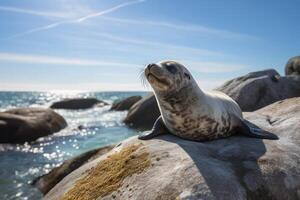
[8,0,145,39]
[0,53,139,68]
[86,32,222,57]
[76,0,145,22]
[0,5,70,18]
[100,16,258,40]
[5,0,257,41]
[0,52,246,73]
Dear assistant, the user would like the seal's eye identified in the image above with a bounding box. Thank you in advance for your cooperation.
[165,64,177,74]
[184,72,190,80]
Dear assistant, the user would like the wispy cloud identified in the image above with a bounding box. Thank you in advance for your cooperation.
[76,0,145,22]
[99,16,259,40]
[86,32,222,57]
[0,5,70,18]
[8,0,145,39]
[0,52,245,73]
[0,53,245,92]
[0,53,139,68]
[9,21,68,38]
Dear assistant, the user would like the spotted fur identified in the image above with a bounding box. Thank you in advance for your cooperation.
[145,61,243,141]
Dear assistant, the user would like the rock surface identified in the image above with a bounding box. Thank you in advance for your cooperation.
[217,69,300,111]
[110,96,142,111]
[0,108,67,143]
[285,56,300,76]
[45,97,300,200]
[50,98,108,110]
[32,145,114,195]
[123,93,160,130]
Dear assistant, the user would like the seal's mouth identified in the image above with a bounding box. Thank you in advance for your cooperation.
[147,73,169,86]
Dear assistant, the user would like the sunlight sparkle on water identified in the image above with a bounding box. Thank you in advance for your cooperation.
[0,91,148,200]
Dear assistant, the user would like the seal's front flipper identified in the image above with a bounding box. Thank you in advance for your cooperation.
[138,116,168,140]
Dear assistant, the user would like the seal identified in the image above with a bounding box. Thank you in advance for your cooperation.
[138,61,278,141]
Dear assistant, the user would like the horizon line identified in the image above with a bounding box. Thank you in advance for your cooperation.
[0,89,150,93]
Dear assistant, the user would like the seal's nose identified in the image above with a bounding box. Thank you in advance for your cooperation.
[147,63,156,70]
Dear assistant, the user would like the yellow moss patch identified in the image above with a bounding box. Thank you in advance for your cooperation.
[61,144,150,200]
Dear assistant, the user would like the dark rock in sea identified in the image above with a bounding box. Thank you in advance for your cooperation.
[110,96,142,111]
[32,145,114,195]
[123,93,160,130]
[50,98,108,110]
[44,97,300,200]
[285,56,300,76]
[0,108,67,143]
[77,125,84,130]
[217,69,300,111]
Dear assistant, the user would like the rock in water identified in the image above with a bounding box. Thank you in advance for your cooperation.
[217,69,300,111]
[50,98,108,110]
[0,108,67,143]
[32,145,114,195]
[285,56,300,76]
[44,97,300,200]
[123,93,160,130]
[110,96,142,111]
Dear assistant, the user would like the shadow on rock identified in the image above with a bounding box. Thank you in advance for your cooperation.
[159,134,272,200]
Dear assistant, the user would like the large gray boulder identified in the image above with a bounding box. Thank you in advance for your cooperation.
[123,93,160,130]
[0,108,67,143]
[50,98,108,110]
[32,145,114,195]
[45,97,300,200]
[110,96,142,111]
[217,69,300,111]
[285,56,300,76]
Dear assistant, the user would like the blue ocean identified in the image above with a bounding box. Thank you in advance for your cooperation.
[0,91,148,200]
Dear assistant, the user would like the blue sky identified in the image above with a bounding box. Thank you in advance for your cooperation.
[0,0,299,91]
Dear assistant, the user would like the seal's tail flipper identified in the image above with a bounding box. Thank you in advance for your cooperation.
[231,114,279,140]
[244,127,279,140]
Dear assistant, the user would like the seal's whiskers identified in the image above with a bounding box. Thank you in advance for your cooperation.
[139,68,150,89]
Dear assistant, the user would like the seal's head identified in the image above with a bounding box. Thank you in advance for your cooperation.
[144,61,193,93]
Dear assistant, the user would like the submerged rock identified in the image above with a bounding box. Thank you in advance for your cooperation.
[50,98,108,110]
[110,96,142,111]
[44,97,300,200]
[32,145,114,195]
[217,69,300,111]
[0,108,67,143]
[285,56,300,76]
[123,93,160,130]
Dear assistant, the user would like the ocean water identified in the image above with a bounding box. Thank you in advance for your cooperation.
[0,91,148,200]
